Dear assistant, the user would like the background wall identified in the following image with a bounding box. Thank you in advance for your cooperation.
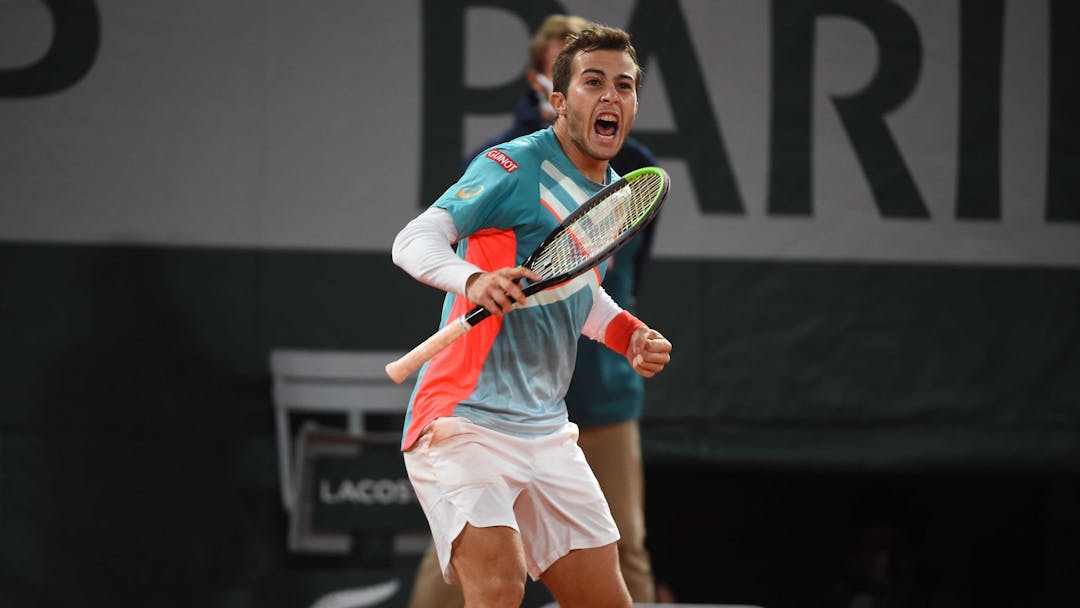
[1,1,1078,606]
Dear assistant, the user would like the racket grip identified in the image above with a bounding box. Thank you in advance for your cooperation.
[385,316,472,384]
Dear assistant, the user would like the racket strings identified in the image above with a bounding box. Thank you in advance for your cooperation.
[530,172,663,278]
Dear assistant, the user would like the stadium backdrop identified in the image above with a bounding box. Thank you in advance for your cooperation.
[1,1,1077,606]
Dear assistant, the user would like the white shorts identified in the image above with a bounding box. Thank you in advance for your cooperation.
[403,416,620,583]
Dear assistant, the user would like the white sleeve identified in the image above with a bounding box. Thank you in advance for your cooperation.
[391,207,482,296]
[581,286,623,342]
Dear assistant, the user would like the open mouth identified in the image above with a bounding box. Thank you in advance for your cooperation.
[594,113,619,138]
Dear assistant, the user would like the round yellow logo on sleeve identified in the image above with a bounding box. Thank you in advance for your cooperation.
[456,185,484,199]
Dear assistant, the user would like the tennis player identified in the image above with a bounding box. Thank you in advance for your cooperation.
[408,14,664,608]
[392,23,671,607]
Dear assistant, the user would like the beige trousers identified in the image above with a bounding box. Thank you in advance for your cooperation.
[406,419,655,607]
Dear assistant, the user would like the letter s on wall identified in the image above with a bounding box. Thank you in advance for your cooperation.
[0,0,100,97]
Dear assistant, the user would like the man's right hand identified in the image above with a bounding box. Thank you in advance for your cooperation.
[465,267,543,317]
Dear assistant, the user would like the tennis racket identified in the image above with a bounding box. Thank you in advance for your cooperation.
[385,166,670,384]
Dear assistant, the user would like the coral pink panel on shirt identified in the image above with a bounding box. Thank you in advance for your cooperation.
[402,227,517,451]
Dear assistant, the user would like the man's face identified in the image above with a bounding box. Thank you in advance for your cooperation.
[540,40,561,80]
[551,49,638,162]
[529,40,563,123]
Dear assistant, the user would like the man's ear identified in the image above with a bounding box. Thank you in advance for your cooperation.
[549,91,566,117]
